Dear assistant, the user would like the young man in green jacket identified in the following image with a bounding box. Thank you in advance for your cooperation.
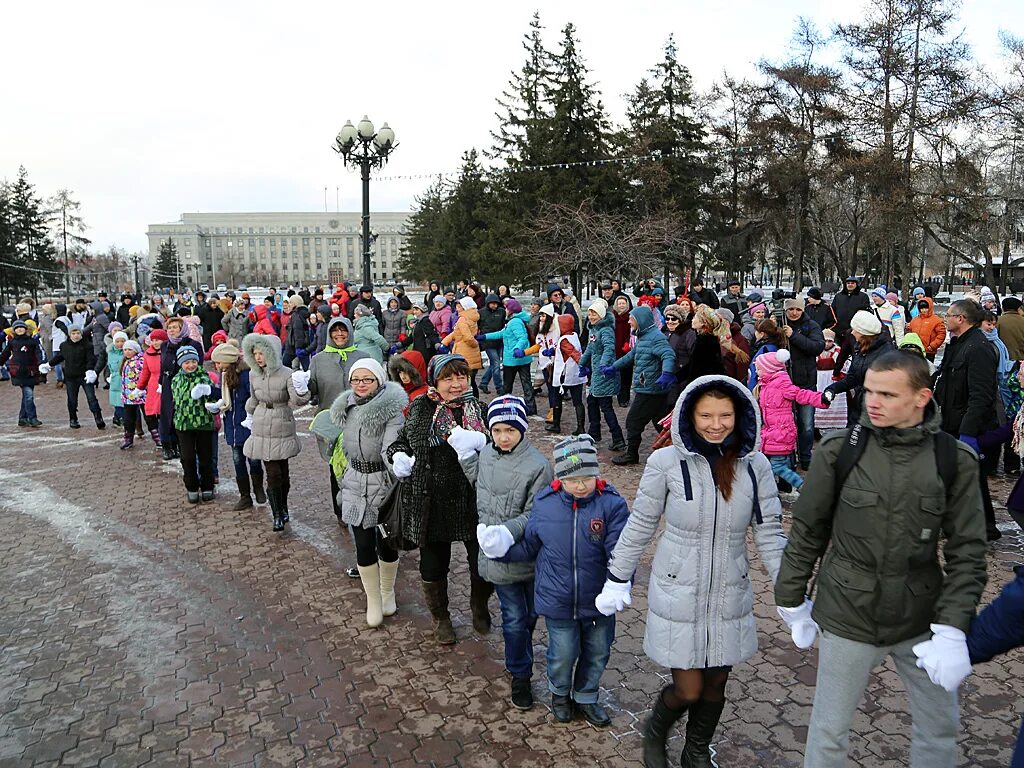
[774,351,988,768]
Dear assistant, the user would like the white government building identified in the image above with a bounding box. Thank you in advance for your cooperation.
[146,211,411,290]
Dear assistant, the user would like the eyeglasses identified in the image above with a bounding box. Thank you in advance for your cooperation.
[561,477,593,487]
[665,317,679,323]
[350,377,377,385]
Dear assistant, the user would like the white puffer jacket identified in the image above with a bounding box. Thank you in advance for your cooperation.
[608,375,787,670]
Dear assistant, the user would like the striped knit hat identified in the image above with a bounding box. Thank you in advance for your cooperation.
[427,353,465,385]
[176,345,200,366]
[553,434,599,479]
[487,395,528,434]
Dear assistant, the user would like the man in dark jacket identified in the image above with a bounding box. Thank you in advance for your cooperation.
[720,280,746,319]
[348,285,384,333]
[478,294,506,394]
[196,295,225,351]
[933,298,1001,540]
[776,351,987,767]
[688,277,720,309]
[545,283,579,331]
[115,293,136,327]
[42,324,106,430]
[831,277,870,337]
[782,297,825,468]
[804,287,836,331]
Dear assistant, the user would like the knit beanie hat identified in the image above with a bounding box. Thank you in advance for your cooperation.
[288,294,305,308]
[539,304,556,317]
[427,353,465,385]
[211,343,240,364]
[981,288,996,303]
[432,294,447,306]
[851,310,882,336]
[784,297,805,311]
[349,358,386,386]
[913,287,926,297]
[124,340,142,356]
[176,345,200,366]
[108,321,124,333]
[553,434,599,479]
[886,292,899,303]
[806,287,823,300]
[748,302,768,316]
[11,320,28,332]
[899,333,926,354]
[459,296,476,311]
[69,323,84,334]
[113,331,128,343]
[754,348,790,377]
[504,298,522,315]
[487,395,528,435]
[823,328,836,341]
[715,307,735,324]
[149,329,169,342]
[870,286,888,301]
[588,298,608,320]
[354,303,374,318]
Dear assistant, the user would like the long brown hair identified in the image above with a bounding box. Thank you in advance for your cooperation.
[221,360,241,394]
[755,317,788,349]
[693,389,741,502]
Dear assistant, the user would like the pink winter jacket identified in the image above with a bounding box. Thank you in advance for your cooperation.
[756,369,825,455]
[429,305,453,338]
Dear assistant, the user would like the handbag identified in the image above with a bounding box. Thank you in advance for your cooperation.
[376,480,419,551]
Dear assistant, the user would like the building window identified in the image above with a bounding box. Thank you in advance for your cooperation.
[303,238,309,245]
[315,237,321,245]
[270,238,276,246]
[315,226,321,233]
[259,238,265,245]
[249,239,255,247]
[216,239,222,247]
[303,227,309,233]
[205,239,211,247]
[249,227,254,234]
[291,227,297,233]
[291,238,298,246]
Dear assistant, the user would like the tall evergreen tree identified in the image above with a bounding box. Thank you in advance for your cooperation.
[397,178,450,284]
[153,237,180,290]
[0,182,14,303]
[8,166,57,298]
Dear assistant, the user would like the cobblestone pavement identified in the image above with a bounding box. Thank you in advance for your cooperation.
[0,382,1020,767]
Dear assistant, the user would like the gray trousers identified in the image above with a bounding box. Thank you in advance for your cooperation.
[805,630,959,768]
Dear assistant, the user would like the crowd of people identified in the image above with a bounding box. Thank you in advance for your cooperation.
[4,275,1024,767]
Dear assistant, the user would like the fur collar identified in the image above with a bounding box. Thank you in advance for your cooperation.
[329,381,407,431]
[242,332,283,373]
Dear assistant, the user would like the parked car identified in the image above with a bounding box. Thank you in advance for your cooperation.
[199,283,210,292]
[216,283,227,293]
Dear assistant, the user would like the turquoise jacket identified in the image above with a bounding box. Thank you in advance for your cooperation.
[611,306,675,394]
[484,311,533,367]
[580,314,620,397]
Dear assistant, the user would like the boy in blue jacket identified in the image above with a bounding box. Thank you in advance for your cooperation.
[491,434,629,728]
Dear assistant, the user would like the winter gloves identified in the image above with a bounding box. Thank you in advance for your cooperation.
[777,598,820,649]
[85,370,98,385]
[437,344,451,354]
[599,365,617,377]
[541,347,556,357]
[578,365,591,378]
[204,401,225,414]
[512,348,525,359]
[190,383,212,400]
[654,372,675,390]
[392,452,416,479]
[473,333,486,342]
[822,387,836,404]
[447,425,486,460]
[240,415,254,431]
[477,523,515,559]
[387,344,399,355]
[291,370,310,395]
[38,363,51,374]
[595,579,632,616]
[913,623,973,692]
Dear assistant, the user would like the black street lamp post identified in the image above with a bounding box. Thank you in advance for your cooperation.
[333,116,397,287]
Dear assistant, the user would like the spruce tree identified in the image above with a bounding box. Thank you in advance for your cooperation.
[9,166,57,298]
[397,179,449,285]
[153,237,180,290]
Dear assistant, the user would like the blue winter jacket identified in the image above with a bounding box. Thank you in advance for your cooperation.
[580,314,620,398]
[611,306,675,394]
[222,369,254,448]
[968,571,1024,768]
[747,341,780,390]
[503,481,630,620]
[484,310,533,368]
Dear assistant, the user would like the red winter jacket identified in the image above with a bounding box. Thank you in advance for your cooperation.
[135,346,164,417]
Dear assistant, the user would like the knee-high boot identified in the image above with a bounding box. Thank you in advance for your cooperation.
[379,559,399,617]
[280,480,291,523]
[421,580,456,644]
[469,574,493,635]
[572,404,586,436]
[642,685,688,768]
[544,403,563,433]
[680,699,726,768]
[251,470,267,504]
[233,471,253,511]
[268,488,285,532]
[357,563,384,628]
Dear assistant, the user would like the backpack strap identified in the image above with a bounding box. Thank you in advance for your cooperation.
[748,463,763,524]
[831,424,870,511]
[933,431,959,500]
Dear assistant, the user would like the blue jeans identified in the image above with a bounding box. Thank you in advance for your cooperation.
[480,347,504,390]
[494,581,537,679]
[19,386,37,421]
[231,444,262,481]
[794,402,815,467]
[769,454,803,490]
[545,615,615,704]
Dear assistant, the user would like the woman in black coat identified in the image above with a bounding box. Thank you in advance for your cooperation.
[663,303,696,403]
[410,304,441,363]
[386,354,491,645]
[824,310,893,426]
[0,321,44,426]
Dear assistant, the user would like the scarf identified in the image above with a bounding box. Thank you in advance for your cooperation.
[323,343,358,362]
[166,324,187,344]
[426,389,486,446]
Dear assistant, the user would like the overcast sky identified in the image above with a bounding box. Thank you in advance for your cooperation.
[2,0,1019,254]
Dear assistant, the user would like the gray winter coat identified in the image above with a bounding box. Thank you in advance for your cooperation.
[382,305,406,346]
[222,308,250,344]
[329,382,407,528]
[87,304,110,357]
[461,439,554,585]
[242,333,310,462]
[608,375,788,670]
[307,317,368,414]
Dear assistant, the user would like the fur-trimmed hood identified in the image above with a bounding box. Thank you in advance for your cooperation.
[242,332,283,373]
[328,381,408,432]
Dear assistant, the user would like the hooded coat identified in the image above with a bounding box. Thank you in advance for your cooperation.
[135,344,163,416]
[477,295,506,350]
[221,307,250,344]
[429,303,453,339]
[608,375,787,669]
[0,333,43,386]
[388,350,429,413]
[483,310,533,368]
[382,299,406,345]
[580,313,620,398]
[106,343,125,407]
[610,306,675,394]
[411,313,441,363]
[241,333,310,462]
[443,306,483,369]
[907,297,946,356]
[353,314,389,363]
[329,381,407,528]
[307,317,368,414]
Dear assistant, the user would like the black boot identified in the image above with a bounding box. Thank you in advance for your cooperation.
[162,445,174,460]
[679,699,726,768]
[251,472,267,504]
[572,405,586,436]
[268,488,285,532]
[70,417,81,429]
[233,472,253,511]
[94,413,106,430]
[642,686,688,768]
[551,693,573,723]
[469,575,493,635]
[280,481,290,523]
[612,438,640,465]
[510,677,533,710]
[421,580,457,644]
[544,404,563,433]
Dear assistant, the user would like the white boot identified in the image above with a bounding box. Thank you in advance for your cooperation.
[379,559,399,617]
[357,564,384,627]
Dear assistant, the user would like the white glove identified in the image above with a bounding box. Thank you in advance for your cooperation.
[240,415,254,431]
[392,452,416,479]
[85,370,98,384]
[38,363,51,374]
[912,623,973,692]
[291,369,309,395]
[476,523,515,559]
[190,383,212,400]
[777,598,820,650]
[448,425,486,460]
[594,579,632,616]
[204,401,224,414]
[156,385,162,395]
